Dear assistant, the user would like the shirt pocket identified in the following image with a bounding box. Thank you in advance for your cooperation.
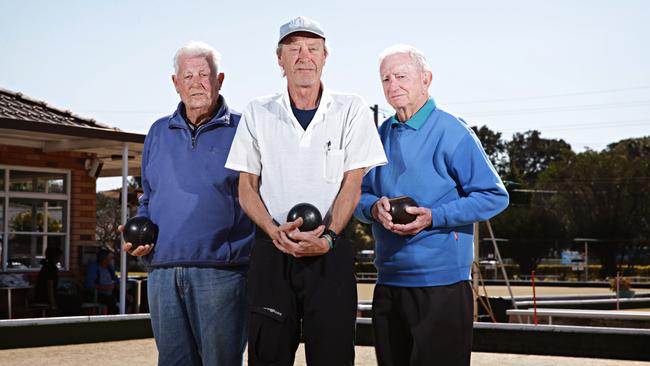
[324,148,345,183]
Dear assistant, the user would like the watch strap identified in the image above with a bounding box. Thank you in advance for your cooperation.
[322,229,339,248]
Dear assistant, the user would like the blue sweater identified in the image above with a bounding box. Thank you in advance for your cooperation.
[138,97,255,268]
[354,99,509,287]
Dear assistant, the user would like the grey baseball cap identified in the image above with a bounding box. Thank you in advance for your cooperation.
[279,16,326,43]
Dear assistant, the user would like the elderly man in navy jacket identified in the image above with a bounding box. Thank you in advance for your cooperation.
[122,41,254,366]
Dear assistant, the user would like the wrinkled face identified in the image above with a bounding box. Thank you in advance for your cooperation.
[172,55,222,111]
[278,34,327,88]
[379,53,431,111]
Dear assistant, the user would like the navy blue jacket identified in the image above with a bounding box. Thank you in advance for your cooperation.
[138,97,254,268]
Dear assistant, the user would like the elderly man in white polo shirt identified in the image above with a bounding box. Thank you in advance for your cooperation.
[226,16,386,366]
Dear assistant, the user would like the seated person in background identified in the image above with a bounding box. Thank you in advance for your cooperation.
[84,249,119,314]
[35,246,81,316]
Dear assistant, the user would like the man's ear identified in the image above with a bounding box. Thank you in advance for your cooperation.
[171,74,180,94]
[277,55,287,77]
[423,70,432,88]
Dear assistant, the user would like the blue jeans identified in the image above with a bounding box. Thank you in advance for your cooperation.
[148,267,247,366]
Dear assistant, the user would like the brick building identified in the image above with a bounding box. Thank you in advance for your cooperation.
[0,87,144,285]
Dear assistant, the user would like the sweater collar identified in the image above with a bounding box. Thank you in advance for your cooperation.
[391,98,436,130]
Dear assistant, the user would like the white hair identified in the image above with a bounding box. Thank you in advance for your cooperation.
[173,41,222,75]
[378,44,430,72]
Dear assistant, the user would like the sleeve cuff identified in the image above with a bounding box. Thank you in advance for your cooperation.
[430,206,444,229]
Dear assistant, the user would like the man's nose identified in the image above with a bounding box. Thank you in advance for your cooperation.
[387,77,399,91]
[298,45,310,58]
[190,75,202,86]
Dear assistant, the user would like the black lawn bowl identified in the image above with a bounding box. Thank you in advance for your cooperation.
[122,216,159,248]
[389,196,419,225]
[287,203,323,232]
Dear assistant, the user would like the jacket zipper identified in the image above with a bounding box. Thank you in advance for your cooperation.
[191,124,203,149]
[189,117,224,149]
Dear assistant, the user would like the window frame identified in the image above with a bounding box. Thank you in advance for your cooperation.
[1,165,71,272]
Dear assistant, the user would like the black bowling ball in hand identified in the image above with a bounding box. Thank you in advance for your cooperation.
[287,203,323,232]
[122,216,158,248]
[389,196,419,225]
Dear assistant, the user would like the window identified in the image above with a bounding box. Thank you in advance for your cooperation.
[1,166,70,271]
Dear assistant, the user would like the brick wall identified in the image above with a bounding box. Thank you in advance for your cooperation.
[0,144,97,279]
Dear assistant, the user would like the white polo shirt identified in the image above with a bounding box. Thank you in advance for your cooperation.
[225,87,387,225]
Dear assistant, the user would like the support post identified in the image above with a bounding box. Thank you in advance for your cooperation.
[473,222,479,321]
[584,241,589,281]
[120,144,128,314]
[486,220,518,311]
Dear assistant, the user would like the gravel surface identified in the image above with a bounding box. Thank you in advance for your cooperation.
[1,339,649,366]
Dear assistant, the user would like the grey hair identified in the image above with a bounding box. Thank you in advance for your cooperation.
[378,44,430,73]
[173,41,222,75]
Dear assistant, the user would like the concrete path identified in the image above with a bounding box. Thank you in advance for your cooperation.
[1,339,648,366]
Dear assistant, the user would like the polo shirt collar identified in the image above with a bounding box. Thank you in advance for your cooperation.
[280,84,333,127]
[391,97,436,130]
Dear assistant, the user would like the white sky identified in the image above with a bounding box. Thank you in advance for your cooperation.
[1,0,649,191]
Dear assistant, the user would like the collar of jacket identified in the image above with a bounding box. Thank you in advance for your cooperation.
[168,95,231,130]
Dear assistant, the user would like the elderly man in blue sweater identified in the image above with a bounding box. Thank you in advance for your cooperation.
[122,41,254,366]
[354,45,509,366]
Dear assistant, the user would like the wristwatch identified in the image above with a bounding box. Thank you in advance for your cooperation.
[321,229,340,249]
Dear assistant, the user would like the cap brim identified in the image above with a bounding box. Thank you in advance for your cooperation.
[279,29,326,43]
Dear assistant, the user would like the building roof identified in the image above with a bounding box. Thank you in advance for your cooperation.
[0,88,113,129]
[0,87,145,177]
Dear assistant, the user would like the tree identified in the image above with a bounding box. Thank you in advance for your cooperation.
[96,192,121,249]
[471,125,507,174]
[456,127,573,274]
[10,211,62,232]
[537,136,650,276]
[506,130,573,186]
[489,205,567,274]
[345,218,375,257]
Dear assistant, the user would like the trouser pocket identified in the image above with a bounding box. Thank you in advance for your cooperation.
[249,305,295,364]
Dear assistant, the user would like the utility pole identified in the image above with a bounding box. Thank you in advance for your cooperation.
[370,104,379,127]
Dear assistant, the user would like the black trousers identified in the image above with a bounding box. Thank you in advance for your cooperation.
[97,293,119,314]
[247,230,357,366]
[372,281,474,366]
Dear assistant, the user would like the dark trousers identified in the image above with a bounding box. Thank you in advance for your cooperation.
[247,230,357,366]
[97,293,119,314]
[372,281,474,366]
